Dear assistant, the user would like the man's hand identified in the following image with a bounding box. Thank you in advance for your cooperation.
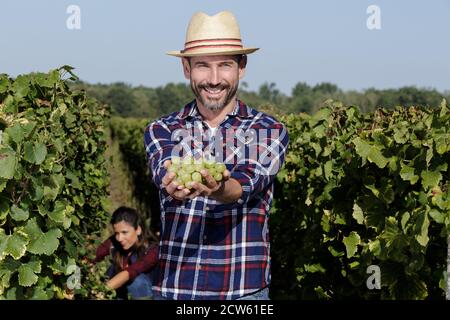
[187,169,230,200]
[161,160,232,201]
[161,160,192,201]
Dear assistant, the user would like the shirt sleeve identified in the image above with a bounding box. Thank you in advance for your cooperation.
[230,121,289,205]
[126,245,159,281]
[144,119,176,189]
[94,238,112,263]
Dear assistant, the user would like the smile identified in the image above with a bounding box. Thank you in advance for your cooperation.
[203,87,225,97]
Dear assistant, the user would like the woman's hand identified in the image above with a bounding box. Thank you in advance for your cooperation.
[106,270,130,290]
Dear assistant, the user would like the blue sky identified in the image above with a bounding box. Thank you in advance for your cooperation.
[1,0,449,95]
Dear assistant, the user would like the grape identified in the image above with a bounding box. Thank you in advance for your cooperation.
[192,172,202,183]
[171,156,181,165]
[167,156,227,190]
[215,163,226,173]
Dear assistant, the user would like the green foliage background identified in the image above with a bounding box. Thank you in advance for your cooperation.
[1,67,449,299]
[271,100,449,299]
[0,67,110,299]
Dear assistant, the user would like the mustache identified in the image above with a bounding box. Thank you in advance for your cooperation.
[198,82,229,90]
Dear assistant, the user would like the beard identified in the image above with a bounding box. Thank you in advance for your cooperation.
[191,79,238,111]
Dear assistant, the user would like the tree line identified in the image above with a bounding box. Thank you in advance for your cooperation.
[71,81,450,119]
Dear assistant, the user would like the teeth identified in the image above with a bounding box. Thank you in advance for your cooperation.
[205,88,222,94]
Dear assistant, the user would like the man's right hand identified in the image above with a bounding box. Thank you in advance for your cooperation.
[161,160,193,201]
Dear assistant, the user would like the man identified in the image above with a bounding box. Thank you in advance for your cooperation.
[144,11,289,300]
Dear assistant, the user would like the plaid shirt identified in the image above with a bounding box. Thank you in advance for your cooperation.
[144,99,289,300]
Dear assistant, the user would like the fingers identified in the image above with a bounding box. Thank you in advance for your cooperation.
[162,171,175,187]
[187,188,202,200]
[200,169,217,188]
[189,182,207,198]
[172,188,191,200]
[163,166,228,200]
[163,160,172,169]
[222,169,230,181]
[165,180,179,194]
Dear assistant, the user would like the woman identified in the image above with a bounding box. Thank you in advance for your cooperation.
[95,207,158,299]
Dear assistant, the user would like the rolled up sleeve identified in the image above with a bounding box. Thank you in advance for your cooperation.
[144,120,175,188]
[230,122,289,205]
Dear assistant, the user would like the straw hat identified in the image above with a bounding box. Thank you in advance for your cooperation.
[167,11,259,57]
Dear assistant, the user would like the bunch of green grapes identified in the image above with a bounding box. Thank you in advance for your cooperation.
[167,156,227,189]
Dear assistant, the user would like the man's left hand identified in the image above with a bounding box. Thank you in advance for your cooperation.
[186,169,230,199]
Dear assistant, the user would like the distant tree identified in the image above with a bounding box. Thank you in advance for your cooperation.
[259,82,280,103]
[69,80,448,118]
[312,82,339,94]
[292,82,312,97]
[156,83,193,115]
[105,83,137,116]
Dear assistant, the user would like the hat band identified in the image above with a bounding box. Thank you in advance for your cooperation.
[182,44,244,53]
[182,38,243,53]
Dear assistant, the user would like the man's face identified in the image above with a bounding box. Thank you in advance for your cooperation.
[183,55,246,111]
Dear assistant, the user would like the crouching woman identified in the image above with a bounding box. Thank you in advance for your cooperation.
[95,207,158,299]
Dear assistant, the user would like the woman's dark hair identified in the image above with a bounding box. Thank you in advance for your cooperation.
[110,207,148,272]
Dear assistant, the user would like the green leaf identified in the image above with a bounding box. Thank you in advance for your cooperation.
[343,231,360,258]
[321,210,330,232]
[0,200,9,226]
[43,186,58,201]
[48,201,73,229]
[5,232,28,260]
[352,203,364,224]
[425,146,433,166]
[10,205,29,221]
[439,99,448,118]
[30,285,51,299]
[5,123,25,144]
[400,163,419,185]
[0,178,7,193]
[324,160,332,180]
[23,141,35,163]
[381,216,401,248]
[379,178,395,204]
[364,176,379,197]
[428,209,445,224]
[0,147,17,179]
[415,211,430,247]
[0,75,9,93]
[304,263,326,273]
[24,219,62,256]
[18,261,41,287]
[24,142,47,165]
[368,239,381,256]
[353,137,371,163]
[393,125,408,144]
[401,212,410,232]
[367,145,388,169]
[12,75,30,98]
[421,170,442,190]
[3,94,17,113]
[34,143,47,165]
[0,230,8,260]
[353,137,389,168]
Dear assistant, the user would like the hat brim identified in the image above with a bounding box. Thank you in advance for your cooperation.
[167,47,259,57]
